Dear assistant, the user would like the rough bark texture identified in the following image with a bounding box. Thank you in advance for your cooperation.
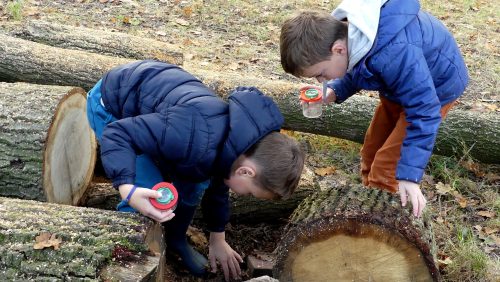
[0,83,97,205]
[0,196,162,281]
[193,69,500,164]
[7,20,183,65]
[0,34,498,163]
[0,33,132,90]
[0,83,76,201]
[273,179,439,281]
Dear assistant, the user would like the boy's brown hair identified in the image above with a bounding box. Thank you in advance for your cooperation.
[234,132,305,200]
[280,10,348,76]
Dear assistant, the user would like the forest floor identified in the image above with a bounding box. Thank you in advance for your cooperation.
[0,0,498,281]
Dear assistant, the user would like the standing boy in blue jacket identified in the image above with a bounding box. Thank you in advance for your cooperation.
[280,0,468,217]
[86,60,305,280]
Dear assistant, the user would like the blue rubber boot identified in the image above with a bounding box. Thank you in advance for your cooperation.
[163,202,208,276]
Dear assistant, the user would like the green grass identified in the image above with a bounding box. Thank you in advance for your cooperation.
[444,226,490,281]
[5,0,23,21]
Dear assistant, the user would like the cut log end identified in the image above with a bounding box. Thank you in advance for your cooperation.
[274,184,439,282]
[282,222,432,282]
[43,88,97,205]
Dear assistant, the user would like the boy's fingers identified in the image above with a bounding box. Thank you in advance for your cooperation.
[141,188,161,198]
[158,212,175,223]
[234,251,243,263]
[228,258,237,279]
[232,255,242,276]
[399,188,407,207]
[418,194,426,217]
[221,262,230,281]
[209,255,217,273]
[410,193,419,217]
[146,209,162,221]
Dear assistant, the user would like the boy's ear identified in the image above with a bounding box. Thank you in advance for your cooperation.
[330,39,348,56]
[235,165,256,178]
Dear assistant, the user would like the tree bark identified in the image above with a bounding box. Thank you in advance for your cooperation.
[0,196,163,281]
[0,83,97,205]
[273,181,439,282]
[0,34,498,163]
[7,20,183,65]
[0,33,132,89]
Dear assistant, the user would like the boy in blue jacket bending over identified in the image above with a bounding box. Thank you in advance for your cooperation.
[280,0,468,217]
[86,60,305,280]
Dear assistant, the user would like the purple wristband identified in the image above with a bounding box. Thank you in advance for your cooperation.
[124,185,138,203]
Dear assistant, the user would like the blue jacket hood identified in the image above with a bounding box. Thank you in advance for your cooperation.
[215,87,284,178]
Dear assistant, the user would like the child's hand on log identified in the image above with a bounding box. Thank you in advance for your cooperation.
[398,180,427,218]
[119,184,176,223]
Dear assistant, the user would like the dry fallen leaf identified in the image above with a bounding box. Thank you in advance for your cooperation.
[187,226,208,249]
[477,210,495,218]
[34,232,62,250]
[314,166,336,176]
[183,6,193,17]
[435,182,453,195]
[438,257,453,266]
[175,18,190,26]
[484,227,498,235]
[452,191,467,208]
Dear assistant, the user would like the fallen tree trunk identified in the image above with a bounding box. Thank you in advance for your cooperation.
[0,34,498,163]
[0,33,131,88]
[6,20,183,65]
[273,181,439,282]
[82,166,318,223]
[0,82,97,205]
[194,70,500,164]
[0,196,163,281]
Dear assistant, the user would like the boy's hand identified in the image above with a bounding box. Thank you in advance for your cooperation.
[118,184,175,223]
[398,180,427,218]
[323,87,336,104]
[208,232,243,281]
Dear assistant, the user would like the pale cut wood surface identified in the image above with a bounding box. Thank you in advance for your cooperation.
[273,179,439,282]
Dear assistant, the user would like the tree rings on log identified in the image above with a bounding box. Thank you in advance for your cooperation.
[273,183,439,282]
[43,87,97,205]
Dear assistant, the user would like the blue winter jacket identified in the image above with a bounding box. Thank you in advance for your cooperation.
[329,0,469,183]
[99,60,284,232]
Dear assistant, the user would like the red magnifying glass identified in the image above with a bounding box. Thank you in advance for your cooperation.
[149,182,178,211]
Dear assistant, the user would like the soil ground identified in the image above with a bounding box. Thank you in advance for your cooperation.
[0,0,498,281]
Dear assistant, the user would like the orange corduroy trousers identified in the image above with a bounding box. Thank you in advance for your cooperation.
[361,96,456,193]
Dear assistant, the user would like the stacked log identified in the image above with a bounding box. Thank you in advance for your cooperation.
[0,196,163,281]
[7,20,184,65]
[0,83,96,205]
[0,33,497,163]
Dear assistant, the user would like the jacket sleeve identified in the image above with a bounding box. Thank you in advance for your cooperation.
[327,72,359,104]
[374,44,442,183]
[100,106,195,188]
[201,177,230,232]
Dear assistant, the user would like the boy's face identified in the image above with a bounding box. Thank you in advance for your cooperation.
[225,176,276,200]
[301,39,348,82]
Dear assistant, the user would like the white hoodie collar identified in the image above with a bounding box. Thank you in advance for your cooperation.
[332,0,389,71]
